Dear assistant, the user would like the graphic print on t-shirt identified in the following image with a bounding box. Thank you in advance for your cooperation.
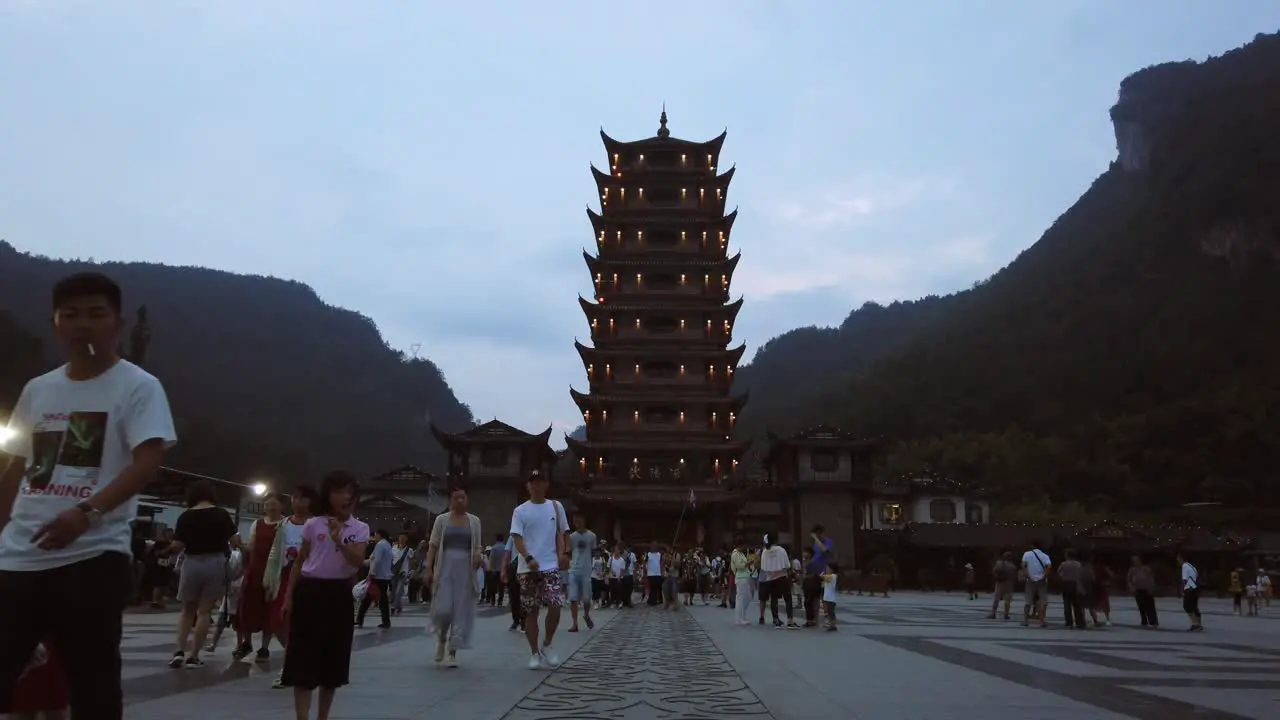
[57,411,108,469]
[25,431,62,490]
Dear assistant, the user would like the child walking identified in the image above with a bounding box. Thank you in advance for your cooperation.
[821,563,840,631]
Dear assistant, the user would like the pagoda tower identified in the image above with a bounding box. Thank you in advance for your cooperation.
[566,109,750,547]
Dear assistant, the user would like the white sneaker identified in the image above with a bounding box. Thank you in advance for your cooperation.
[541,646,561,668]
[527,653,544,670]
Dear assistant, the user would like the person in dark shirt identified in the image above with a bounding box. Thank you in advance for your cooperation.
[167,481,239,668]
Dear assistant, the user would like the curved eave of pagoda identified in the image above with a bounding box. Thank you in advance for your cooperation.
[716,166,737,188]
[725,296,745,321]
[585,251,742,273]
[590,164,614,193]
[586,207,737,234]
[578,295,743,318]
[724,252,742,276]
[586,208,604,235]
[564,435,592,459]
[533,425,554,448]
[600,128,728,155]
[573,339,595,368]
[729,343,748,366]
[569,387,601,410]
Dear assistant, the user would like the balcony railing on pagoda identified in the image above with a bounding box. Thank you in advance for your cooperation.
[591,373,730,392]
[580,416,737,435]
[599,192,727,215]
[590,325,735,345]
[573,468,748,488]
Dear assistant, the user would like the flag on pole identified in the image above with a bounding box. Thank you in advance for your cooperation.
[688,487,697,509]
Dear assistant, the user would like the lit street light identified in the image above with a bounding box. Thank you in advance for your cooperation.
[252,482,269,497]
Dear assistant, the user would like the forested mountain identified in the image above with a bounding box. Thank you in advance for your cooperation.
[0,243,474,481]
[735,32,1280,511]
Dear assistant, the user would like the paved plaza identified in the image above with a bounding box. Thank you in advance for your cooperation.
[119,592,1278,719]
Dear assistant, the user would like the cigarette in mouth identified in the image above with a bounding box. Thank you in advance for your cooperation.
[87,343,96,357]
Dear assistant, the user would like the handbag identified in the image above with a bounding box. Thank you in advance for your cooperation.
[352,578,369,601]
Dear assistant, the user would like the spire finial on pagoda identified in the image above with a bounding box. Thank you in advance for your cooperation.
[657,103,670,138]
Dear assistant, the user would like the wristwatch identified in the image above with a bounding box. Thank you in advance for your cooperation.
[75,501,103,528]
[525,554,535,563]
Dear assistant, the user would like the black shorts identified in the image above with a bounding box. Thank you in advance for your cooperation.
[1183,588,1201,616]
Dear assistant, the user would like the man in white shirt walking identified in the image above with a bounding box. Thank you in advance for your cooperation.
[0,273,177,720]
[509,470,570,669]
[1021,540,1052,628]
[1177,551,1204,631]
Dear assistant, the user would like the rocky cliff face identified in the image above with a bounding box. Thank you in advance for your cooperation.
[1110,32,1280,172]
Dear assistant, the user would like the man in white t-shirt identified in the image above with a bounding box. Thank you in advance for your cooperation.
[509,470,570,670]
[1021,541,1052,627]
[0,273,177,720]
[644,540,665,606]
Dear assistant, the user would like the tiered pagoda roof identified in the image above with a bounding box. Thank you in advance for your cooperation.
[430,419,557,463]
[573,339,748,365]
[567,109,751,497]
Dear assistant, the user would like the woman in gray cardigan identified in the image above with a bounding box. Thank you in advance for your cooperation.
[423,487,483,667]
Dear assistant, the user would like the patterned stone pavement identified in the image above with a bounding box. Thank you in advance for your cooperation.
[114,592,1279,719]
[502,607,772,720]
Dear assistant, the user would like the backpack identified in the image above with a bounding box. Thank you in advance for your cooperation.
[993,562,1010,582]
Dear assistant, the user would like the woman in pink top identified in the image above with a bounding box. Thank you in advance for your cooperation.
[279,471,369,720]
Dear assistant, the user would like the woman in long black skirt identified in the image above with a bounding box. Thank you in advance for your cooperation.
[280,471,369,720]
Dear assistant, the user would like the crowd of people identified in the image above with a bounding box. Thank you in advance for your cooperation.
[12,272,1271,720]
[982,541,1268,632]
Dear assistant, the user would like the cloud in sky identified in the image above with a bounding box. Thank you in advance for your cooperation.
[2,2,1277,444]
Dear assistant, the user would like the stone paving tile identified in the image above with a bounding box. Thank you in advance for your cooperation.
[501,605,773,720]
[118,591,1280,719]
[122,602,556,719]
